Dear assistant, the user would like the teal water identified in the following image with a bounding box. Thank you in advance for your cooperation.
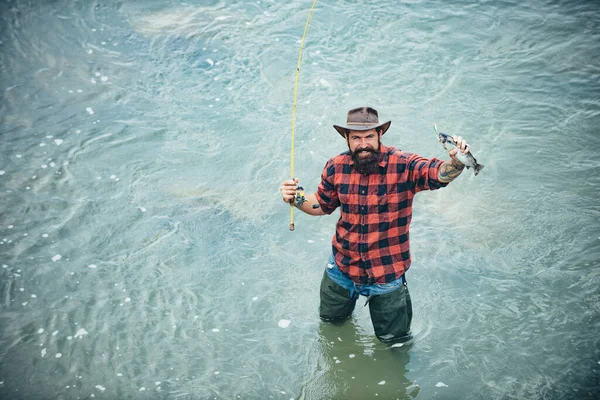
[1,0,599,399]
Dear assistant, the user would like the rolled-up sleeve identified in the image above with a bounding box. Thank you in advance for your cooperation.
[407,154,449,193]
[315,160,340,214]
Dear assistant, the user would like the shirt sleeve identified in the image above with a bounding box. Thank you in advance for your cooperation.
[407,153,449,193]
[314,159,340,214]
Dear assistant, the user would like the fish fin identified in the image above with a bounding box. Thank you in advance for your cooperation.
[474,164,485,176]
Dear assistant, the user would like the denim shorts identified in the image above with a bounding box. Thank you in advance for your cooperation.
[325,252,405,299]
[320,253,413,343]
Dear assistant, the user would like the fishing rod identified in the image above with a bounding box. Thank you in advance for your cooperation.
[290,0,318,231]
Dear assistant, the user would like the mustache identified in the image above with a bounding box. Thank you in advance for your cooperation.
[352,147,378,156]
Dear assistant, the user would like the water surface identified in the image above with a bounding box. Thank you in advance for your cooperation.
[1,0,599,399]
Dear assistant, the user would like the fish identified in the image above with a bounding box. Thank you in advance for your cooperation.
[434,124,485,176]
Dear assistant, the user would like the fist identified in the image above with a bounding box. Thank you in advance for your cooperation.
[280,178,299,204]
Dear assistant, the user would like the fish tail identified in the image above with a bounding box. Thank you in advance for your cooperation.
[474,164,485,176]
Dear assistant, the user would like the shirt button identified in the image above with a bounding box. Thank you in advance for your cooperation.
[361,190,366,194]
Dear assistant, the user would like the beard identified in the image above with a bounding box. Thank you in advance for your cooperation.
[351,147,382,175]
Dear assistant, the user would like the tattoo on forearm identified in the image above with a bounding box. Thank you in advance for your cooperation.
[439,161,465,182]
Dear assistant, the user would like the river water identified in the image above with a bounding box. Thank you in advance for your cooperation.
[1,0,599,399]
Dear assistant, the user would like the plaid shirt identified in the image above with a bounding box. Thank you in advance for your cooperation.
[315,144,449,284]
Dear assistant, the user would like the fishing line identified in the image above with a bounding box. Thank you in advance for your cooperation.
[290,0,318,231]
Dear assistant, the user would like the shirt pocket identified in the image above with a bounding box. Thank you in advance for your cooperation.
[379,191,401,222]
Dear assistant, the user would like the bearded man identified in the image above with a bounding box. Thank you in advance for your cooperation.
[280,107,470,344]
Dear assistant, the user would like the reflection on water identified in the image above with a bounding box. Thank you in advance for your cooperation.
[301,320,417,400]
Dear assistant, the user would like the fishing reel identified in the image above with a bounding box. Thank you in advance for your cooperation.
[294,186,320,209]
[294,186,307,208]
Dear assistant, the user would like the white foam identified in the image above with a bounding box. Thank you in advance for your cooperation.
[50,162,55,167]
[138,206,146,213]
[41,164,48,169]
[39,143,46,147]
[52,254,62,262]
[101,76,109,82]
[349,354,356,358]
[54,139,63,145]
[76,129,81,134]
[117,373,123,377]
[56,353,63,358]
[41,348,47,357]
[52,330,58,336]
[87,49,93,54]
[46,135,53,139]
[436,382,448,387]
[207,59,214,66]
[95,72,101,77]
[16,154,22,158]
[42,234,49,238]
[110,175,116,179]
[139,387,145,391]
[252,296,258,301]
[91,78,96,84]
[101,41,106,45]
[95,385,106,392]
[8,225,13,229]
[74,328,88,338]
[31,294,37,298]
[88,264,97,269]
[390,343,404,348]
[155,382,161,385]
[38,328,44,334]
[378,381,386,385]
[125,297,131,302]
[308,240,314,243]
[86,107,95,115]
[278,319,291,328]
[0,171,5,175]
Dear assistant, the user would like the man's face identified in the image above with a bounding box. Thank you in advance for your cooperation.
[346,129,382,175]
[346,129,380,157]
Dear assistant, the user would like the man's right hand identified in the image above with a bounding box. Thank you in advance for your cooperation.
[280,178,299,204]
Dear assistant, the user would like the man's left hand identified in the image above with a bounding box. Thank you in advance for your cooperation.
[449,135,470,166]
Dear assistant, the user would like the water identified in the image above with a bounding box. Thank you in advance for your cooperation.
[1,0,599,398]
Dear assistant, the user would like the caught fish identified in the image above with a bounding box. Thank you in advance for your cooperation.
[434,125,485,176]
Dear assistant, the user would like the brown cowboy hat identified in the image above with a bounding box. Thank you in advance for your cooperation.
[333,106,391,138]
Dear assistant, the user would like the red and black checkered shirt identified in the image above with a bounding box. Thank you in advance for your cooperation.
[315,144,449,284]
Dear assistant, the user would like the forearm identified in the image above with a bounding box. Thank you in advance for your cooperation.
[438,160,465,183]
[293,193,326,216]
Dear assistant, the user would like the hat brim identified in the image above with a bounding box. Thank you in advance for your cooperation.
[333,121,391,138]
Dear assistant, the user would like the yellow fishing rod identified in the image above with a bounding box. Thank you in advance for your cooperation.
[290,0,318,231]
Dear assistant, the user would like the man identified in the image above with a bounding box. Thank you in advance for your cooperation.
[280,107,470,344]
